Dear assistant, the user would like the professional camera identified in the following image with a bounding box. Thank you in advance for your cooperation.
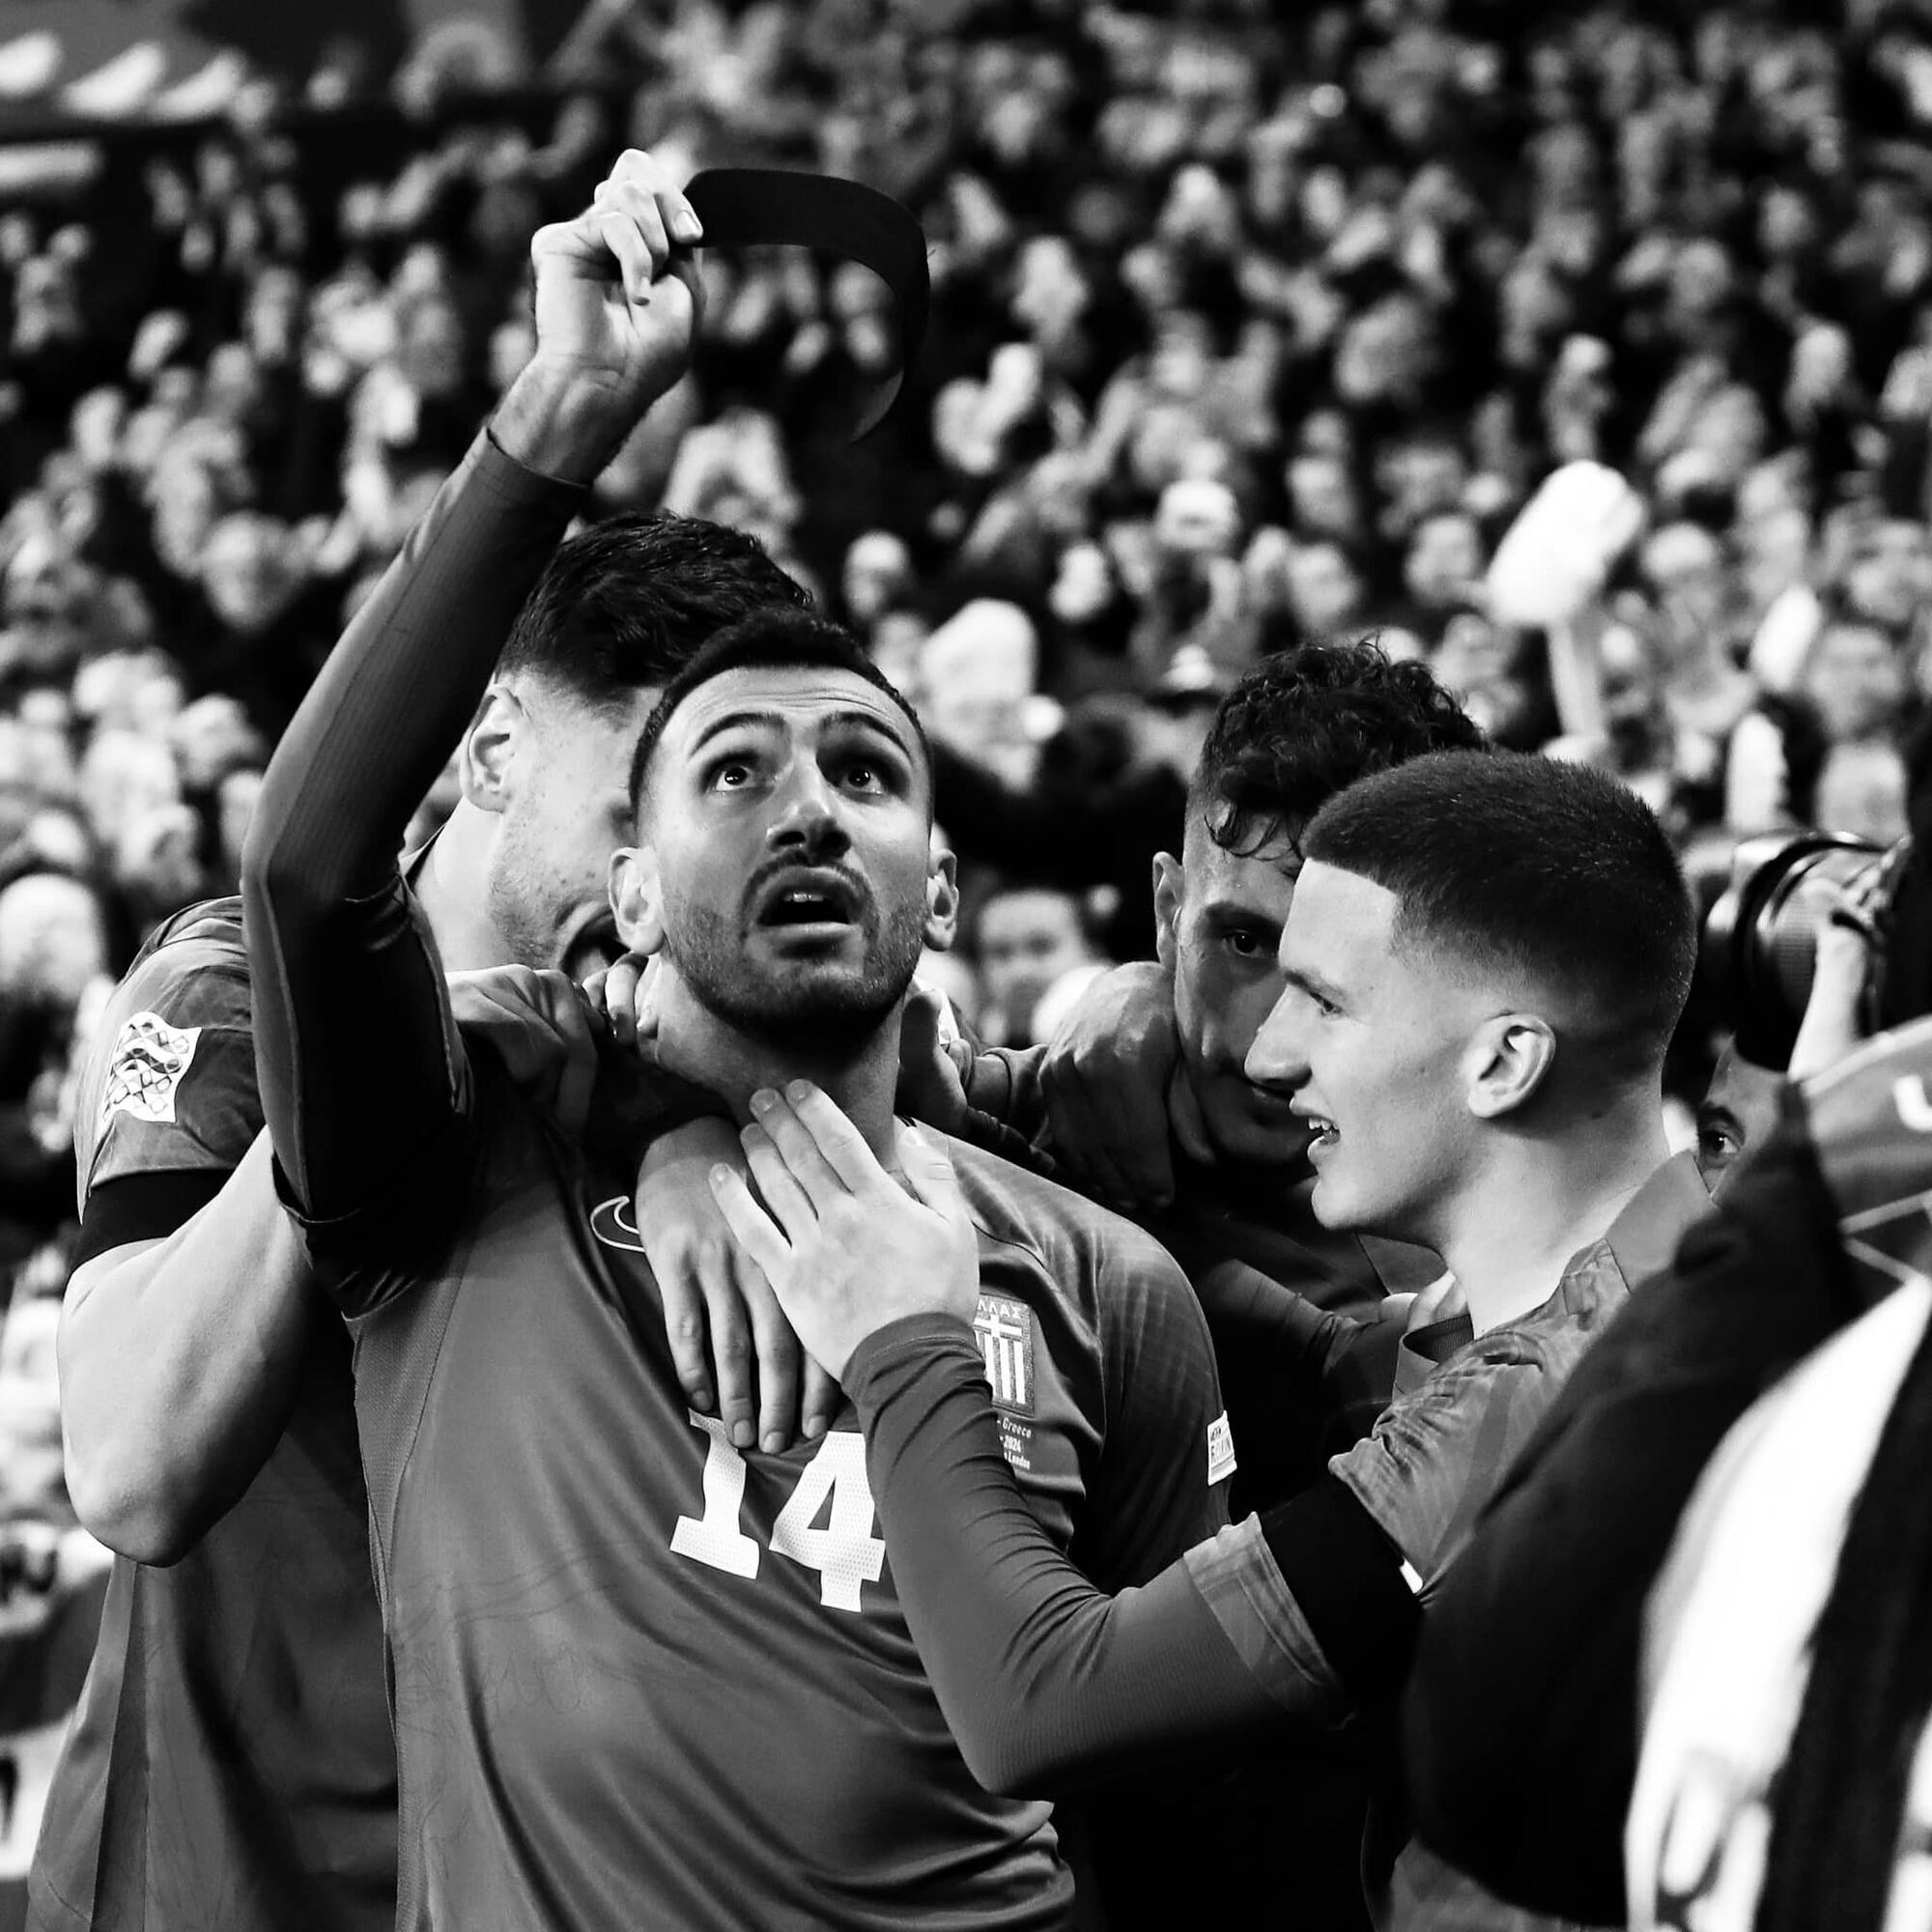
[1702,831,1920,1068]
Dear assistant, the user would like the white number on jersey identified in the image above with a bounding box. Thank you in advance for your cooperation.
[768,1429,887,1610]
[669,1412,761,1578]
[669,1413,886,1612]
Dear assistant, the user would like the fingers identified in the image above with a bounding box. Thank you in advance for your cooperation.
[637,955,663,1037]
[443,966,599,1124]
[599,953,648,1049]
[532,150,704,298]
[739,1262,805,1454]
[599,149,703,247]
[638,1117,753,1417]
[594,177,669,279]
[654,1234,719,1419]
[801,1355,840,1441]
[741,1124,819,1242]
[1816,882,1879,971]
[747,1087,852,1202]
[710,1164,793,1290]
[593,206,656,301]
[894,989,972,1131]
[699,1252,758,1451]
[772,1082,887,1195]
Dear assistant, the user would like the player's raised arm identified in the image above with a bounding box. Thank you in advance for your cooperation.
[242,157,702,1264]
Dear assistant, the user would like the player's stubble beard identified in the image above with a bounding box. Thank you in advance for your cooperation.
[662,888,929,1054]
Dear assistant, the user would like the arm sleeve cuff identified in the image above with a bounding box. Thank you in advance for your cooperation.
[72,1169,229,1266]
[478,423,597,505]
[268,1132,469,1291]
[845,1311,984,1398]
[1181,1516,1352,1727]
[1259,1474,1421,1707]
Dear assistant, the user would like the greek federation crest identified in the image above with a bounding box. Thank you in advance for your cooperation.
[973,1293,1034,1416]
[100,1011,202,1127]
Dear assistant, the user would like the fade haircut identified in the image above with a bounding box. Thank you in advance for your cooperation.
[1189,639,1486,859]
[1301,750,1696,1075]
[495,513,811,713]
[628,608,929,816]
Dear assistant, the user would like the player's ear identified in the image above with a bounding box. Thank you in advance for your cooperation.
[1152,851,1184,974]
[923,844,959,952]
[460,684,525,815]
[610,844,667,959]
[1464,1011,1557,1120]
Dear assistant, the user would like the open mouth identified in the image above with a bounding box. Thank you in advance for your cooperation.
[563,919,624,984]
[1295,1108,1340,1153]
[752,868,862,934]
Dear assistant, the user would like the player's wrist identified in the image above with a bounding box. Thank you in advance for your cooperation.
[493,353,667,486]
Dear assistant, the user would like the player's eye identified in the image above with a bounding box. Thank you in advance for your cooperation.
[838,758,888,794]
[1224,928,1267,959]
[708,757,755,790]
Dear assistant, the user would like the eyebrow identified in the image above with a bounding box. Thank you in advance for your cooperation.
[1200,899,1285,929]
[690,706,917,757]
[690,707,787,752]
[1283,962,1346,1007]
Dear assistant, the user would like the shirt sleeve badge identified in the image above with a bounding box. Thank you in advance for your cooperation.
[99,1010,203,1128]
[1208,1411,1238,1486]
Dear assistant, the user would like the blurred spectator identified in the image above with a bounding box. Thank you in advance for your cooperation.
[9,0,1932,1496]
[968,881,1106,1049]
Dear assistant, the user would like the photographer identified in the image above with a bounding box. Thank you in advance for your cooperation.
[1403,838,1932,1927]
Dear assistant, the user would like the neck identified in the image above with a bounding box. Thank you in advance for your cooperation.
[656,974,905,1166]
[1426,1087,1670,1335]
[412,804,511,974]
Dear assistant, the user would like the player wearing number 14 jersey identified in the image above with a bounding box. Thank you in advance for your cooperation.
[243,504,1231,1931]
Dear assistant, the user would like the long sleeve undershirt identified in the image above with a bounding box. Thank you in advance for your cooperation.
[846,1315,1420,1799]
[242,431,582,1245]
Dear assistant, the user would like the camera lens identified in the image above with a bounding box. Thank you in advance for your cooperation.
[1703,833,1887,1068]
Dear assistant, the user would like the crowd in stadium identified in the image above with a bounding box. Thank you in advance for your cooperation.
[7,0,1932,1927]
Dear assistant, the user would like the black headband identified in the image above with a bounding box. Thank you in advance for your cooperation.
[682,168,930,441]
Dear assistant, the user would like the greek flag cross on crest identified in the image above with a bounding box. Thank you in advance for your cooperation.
[973,1293,1035,1415]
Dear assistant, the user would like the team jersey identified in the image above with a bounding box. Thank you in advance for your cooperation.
[30,900,396,1932]
[317,1052,1228,1932]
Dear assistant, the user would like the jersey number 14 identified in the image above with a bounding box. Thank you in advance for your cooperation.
[670,1413,887,1612]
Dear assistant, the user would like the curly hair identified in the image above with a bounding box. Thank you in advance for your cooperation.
[1189,636,1486,859]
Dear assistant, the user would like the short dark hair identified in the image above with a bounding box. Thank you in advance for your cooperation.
[628,608,929,815]
[1301,750,1696,1074]
[496,513,811,711]
[1189,639,1486,859]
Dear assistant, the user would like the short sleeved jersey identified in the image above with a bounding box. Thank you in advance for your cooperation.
[324,1059,1228,1932]
[71,901,259,1201]
[31,900,396,1932]
[1330,1154,1711,1589]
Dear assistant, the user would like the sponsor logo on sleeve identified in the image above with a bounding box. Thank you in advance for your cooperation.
[1208,1410,1237,1486]
[973,1293,1035,1417]
[99,1011,201,1128]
